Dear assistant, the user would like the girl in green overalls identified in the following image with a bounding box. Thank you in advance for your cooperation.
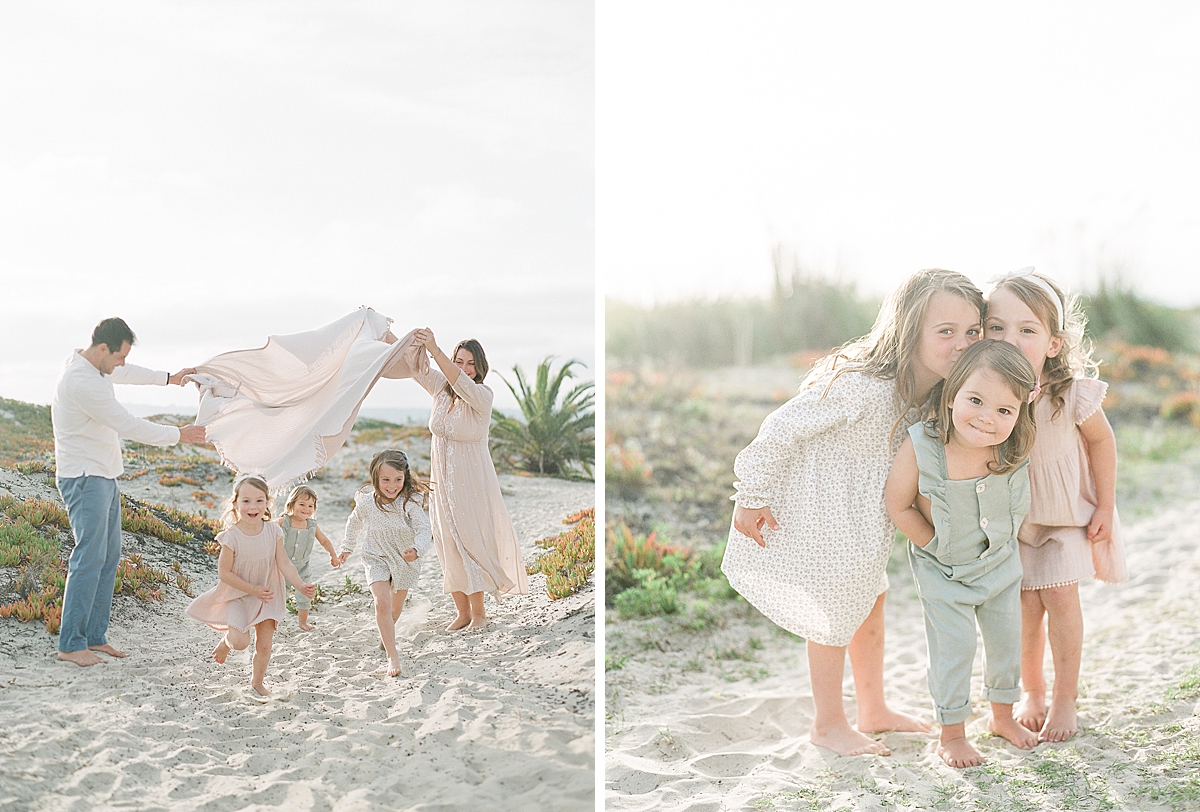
[885,340,1039,768]
[277,485,341,630]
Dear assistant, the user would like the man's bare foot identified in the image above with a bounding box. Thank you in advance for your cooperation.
[1040,697,1078,742]
[88,644,128,658]
[58,650,105,667]
[386,657,402,677]
[251,681,270,697]
[299,620,315,632]
[446,615,470,631]
[857,707,933,734]
[466,617,489,631]
[212,640,231,665]
[988,713,1040,750]
[938,735,985,768]
[810,723,890,756]
[1013,690,1047,733]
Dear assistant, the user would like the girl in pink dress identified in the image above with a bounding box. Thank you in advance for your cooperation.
[409,329,528,631]
[984,268,1128,742]
[186,475,316,698]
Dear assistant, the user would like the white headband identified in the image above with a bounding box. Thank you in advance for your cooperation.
[987,267,1064,332]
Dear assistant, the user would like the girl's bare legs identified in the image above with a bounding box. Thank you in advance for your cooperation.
[447,591,471,631]
[213,627,250,664]
[849,592,932,734]
[808,640,889,756]
[1015,589,1048,732]
[391,588,407,624]
[467,591,487,630]
[1039,583,1083,741]
[297,608,314,632]
[370,581,403,676]
[250,620,275,696]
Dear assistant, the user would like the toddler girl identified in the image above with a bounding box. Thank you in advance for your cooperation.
[722,268,984,756]
[985,268,1127,742]
[186,475,316,698]
[276,485,340,631]
[886,339,1040,767]
[338,449,432,677]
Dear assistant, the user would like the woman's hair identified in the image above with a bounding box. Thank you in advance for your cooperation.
[284,485,319,515]
[442,338,489,402]
[988,271,1098,420]
[222,475,272,527]
[808,268,985,442]
[368,449,430,512]
[926,339,1038,474]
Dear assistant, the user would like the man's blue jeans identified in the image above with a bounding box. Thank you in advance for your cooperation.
[57,476,122,653]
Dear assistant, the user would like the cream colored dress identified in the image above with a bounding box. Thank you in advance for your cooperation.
[413,363,528,598]
[339,487,432,589]
[1018,378,1128,589]
[721,370,915,647]
[185,523,288,632]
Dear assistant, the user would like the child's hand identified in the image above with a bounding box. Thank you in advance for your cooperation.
[1087,506,1114,544]
[401,547,418,562]
[338,551,350,565]
[330,554,341,568]
[255,586,274,602]
[299,583,317,599]
[733,505,779,548]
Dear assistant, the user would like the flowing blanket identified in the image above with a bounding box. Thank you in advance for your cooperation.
[188,309,426,491]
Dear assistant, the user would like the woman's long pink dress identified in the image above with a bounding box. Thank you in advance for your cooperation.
[185,523,288,631]
[414,364,528,598]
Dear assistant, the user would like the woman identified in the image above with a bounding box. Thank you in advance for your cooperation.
[409,327,528,630]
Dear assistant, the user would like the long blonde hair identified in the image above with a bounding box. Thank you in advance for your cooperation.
[222,475,272,527]
[808,268,985,442]
[987,272,1098,420]
[926,339,1038,475]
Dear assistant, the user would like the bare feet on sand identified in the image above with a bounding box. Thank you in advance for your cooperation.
[446,615,471,632]
[251,681,270,698]
[1014,690,1047,733]
[58,650,105,667]
[1040,698,1078,742]
[466,617,489,632]
[988,712,1040,750]
[299,620,315,632]
[856,707,933,734]
[810,723,890,756]
[387,657,402,677]
[938,735,985,768]
[89,644,128,658]
[212,640,231,665]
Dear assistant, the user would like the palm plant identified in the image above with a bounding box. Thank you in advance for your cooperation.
[490,357,595,479]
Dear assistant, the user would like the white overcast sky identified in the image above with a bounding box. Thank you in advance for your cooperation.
[0,1,593,412]
[598,1,1200,306]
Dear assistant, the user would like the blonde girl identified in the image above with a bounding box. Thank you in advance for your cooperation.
[276,485,340,631]
[886,340,1040,767]
[722,268,984,757]
[338,450,432,677]
[985,268,1127,742]
[186,475,316,698]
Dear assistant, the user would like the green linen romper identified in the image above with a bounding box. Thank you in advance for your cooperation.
[281,518,318,611]
[907,422,1031,725]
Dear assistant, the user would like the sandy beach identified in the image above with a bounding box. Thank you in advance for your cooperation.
[0,427,596,811]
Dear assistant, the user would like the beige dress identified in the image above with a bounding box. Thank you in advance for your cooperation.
[721,370,915,647]
[340,487,432,590]
[1018,377,1128,589]
[185,523,288,632]
[413,363,528,598]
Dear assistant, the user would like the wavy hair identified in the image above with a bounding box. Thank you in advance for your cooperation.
[443,338,489,404]
[926,339,1038,475]
[367,449,430,513]
[987,272,1098,420]
[222,475,272,527]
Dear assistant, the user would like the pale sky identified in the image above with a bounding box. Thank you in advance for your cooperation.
[0,2,593,413]
[597,1,1200,306]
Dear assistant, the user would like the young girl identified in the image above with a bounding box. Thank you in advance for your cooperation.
[722,268,984,757]
[186,475,316,698]
[985,268,1127,743]
[338,449,432,677]
[885,340,1040,768]
[276,485,340,631]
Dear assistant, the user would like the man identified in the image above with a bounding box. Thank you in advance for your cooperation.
[52,317,206,667]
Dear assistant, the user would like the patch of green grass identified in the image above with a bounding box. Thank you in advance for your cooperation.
[606,653,630,671]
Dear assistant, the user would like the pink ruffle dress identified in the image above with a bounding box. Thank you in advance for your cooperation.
[185,522,288,632]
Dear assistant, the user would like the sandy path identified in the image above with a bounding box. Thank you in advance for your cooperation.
[0,474,595,812]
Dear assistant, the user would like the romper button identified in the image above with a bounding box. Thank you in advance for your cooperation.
[976,482,986,493]
[980,517,989,529]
